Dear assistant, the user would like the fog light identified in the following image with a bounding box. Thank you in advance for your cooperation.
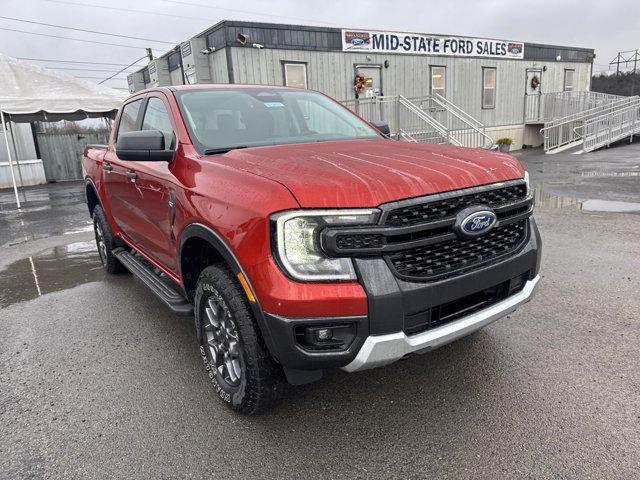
[315,328,333,342]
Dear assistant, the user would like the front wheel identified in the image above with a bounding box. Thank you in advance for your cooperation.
[195,265,285,414]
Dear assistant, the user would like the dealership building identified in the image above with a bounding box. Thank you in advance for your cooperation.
[131,20,591,150]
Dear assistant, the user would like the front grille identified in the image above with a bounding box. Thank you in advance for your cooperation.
[384,183,527,227]
[387,220,528,281]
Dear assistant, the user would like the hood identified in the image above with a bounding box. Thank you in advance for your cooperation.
[213,139,525,208]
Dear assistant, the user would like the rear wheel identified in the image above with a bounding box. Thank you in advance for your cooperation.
[195,265,285,414]
[92,205,126,274]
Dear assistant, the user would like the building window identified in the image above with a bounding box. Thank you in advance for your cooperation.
[482,67,497,109]
[564,69,575,92]
[283,62,308,89]
[430,66,446,97]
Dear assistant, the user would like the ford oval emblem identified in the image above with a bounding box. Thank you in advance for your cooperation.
[454,206,498,238]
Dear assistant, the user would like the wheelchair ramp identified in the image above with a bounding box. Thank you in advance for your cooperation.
[540,94,640,154]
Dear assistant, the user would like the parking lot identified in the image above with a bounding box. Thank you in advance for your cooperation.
[1,144,639,479]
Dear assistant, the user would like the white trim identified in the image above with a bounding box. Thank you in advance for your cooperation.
[0,158,42,167]
[342,275,540,372]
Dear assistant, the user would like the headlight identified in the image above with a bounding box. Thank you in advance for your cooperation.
[272,209,379,281]
[524,171,530,195]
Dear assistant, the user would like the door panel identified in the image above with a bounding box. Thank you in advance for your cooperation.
[122,95,178,271]
[104,98,144,234]
[355,65,382,98]
[525,69,542,122]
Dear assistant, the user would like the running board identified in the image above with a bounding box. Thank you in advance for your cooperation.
[113,248,193,316]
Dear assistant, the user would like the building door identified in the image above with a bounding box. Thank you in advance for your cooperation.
[525,69,542,122]
[354,65,382,98]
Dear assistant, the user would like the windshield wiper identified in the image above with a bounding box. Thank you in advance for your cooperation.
[203,145,249,155]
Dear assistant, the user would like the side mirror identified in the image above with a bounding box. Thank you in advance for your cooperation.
[116,130,174,162]
[370,121,391,138]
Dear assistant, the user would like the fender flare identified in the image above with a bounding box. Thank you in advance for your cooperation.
[178,223,281,363]
[84,177,102,216]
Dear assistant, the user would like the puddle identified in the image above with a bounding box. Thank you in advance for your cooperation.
[534,186,640,213]
[0,241,104,308]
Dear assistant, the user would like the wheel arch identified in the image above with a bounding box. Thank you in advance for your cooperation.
[85,178,101,217]
[178,223,281,362]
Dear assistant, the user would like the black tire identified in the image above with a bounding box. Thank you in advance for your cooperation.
[195,264,285,414]
[92,205,126,274]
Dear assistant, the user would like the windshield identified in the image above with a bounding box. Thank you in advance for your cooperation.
[175,88,380,153]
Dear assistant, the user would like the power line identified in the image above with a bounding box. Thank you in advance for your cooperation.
[42,0,215,24]
[77,76,128,80]
[99,55,149,85]
[43,0,340,27]
[0,26,150,50]
[17,57,145,67]
[0,14,177,44]
[39,66,141,73]
[159,0,341,27]
[610,49,640,75]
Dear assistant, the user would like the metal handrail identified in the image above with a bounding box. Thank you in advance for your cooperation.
[431,92,485,129]
[573,102,640,152]
[541,96,639,133]
[403,95,493,148]
[426,95,494,148]
[527,91,627,124]
[540,95,640,152]
[398,95,458,146]
[340,94,491,148]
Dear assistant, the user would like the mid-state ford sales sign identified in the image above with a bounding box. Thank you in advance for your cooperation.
[342,30,524,59]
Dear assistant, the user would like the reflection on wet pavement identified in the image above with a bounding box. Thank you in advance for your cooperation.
[534,186,640,213]
[0,241,104,308]
[0,181,90,247]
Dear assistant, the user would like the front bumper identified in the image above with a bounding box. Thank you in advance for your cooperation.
[342,275,539,372]
[261,217,542,373]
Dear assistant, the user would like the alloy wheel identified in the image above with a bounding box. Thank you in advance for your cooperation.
[95,221,107,265]
[203,292,242,386]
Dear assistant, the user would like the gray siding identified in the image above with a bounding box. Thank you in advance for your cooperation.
[229,46,591,127]
[208,49,229,84]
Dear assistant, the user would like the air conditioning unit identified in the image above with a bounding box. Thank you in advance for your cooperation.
[148,59,171,87]
[127,72,146,93]
[181,38,212,85]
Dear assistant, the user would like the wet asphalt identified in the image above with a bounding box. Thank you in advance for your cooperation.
[1,144,639,479]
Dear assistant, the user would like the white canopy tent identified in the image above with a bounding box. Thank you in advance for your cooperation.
[0,54,127,208]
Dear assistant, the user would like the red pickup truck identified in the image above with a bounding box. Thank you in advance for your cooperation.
[83,85,541,414]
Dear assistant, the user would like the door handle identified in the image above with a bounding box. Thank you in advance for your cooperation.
[125,172,137,180]
[102,164,113,171]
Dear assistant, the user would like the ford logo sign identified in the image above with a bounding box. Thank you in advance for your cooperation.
[454,206,498,238]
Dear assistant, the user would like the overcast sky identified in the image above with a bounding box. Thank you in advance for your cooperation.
[0,0,638,90]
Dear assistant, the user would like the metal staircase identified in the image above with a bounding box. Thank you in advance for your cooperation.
[537,93,640,154]
[341,94,494,149]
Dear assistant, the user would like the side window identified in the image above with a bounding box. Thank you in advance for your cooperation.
[430,66,446,97]
[283,63,308,89]
[116,99,143,140]
[141,97,175,150]
[482,67,497,109]
[564,69,575,92]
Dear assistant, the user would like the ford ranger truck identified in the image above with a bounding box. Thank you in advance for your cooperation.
[82,85,541,414]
